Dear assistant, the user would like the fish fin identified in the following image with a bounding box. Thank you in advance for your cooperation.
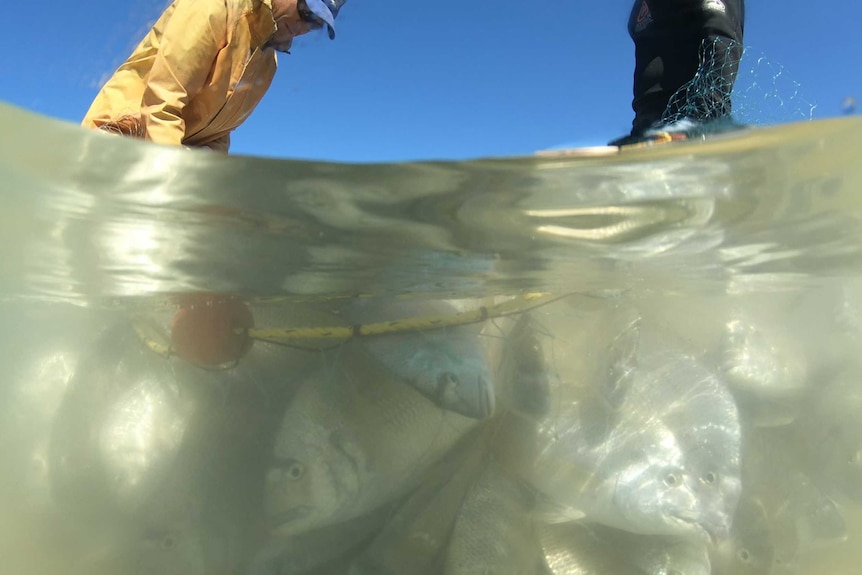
[532,497,587,524]
[799,494,848,545]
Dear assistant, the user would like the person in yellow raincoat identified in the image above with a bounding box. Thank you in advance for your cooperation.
[82,0,346,153]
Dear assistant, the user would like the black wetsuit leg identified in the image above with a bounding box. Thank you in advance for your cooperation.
[625,0,745,137]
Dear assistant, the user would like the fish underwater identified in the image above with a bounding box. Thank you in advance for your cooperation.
[47,320,196,514]
[490,311,555,421]
[13,289,860,574]
[45,306,324,575]
[522,317,742,542]
[711,425,849,575]
[47,310,308,514]
[59,426,253,575]
[633,291,812,429]
[538,521,711,575]
[246,506,394,575]
[119,521,219,575]
[263,337,478,538]
[444,458,542,575]
[794,364,862,504]
[0,302,114,514]
[711,493,786,575]
[539,521,630,575]
[719,314,809,428]
[342,299,496,419]
[349,428,490,575]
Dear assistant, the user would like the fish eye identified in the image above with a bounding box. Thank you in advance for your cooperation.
[702,471,717,484]
[850,450,862,465]
[273,458,305,481]
[287,462,304,480]
[738,548,752,563]
[440,372,460,388]
[161,536,176,550]
[664,472,680,487]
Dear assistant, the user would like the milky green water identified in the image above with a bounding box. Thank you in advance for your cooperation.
[1,102,861,575]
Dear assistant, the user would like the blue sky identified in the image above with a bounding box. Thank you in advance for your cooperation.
[0,1,858,162]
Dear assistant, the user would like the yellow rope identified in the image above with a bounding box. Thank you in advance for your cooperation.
[133,292,566,359]
[133,320,173,358]
[246,292,561,343]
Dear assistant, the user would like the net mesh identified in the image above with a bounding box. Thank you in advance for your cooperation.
[662,37,817,130]
[97,115,145,138]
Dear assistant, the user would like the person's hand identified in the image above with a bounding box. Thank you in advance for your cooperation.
[97,116,145,138]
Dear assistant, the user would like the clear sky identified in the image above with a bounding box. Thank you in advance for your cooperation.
[0,1,858,162]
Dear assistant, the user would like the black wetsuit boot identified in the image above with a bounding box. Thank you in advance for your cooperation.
[610,0,745,146]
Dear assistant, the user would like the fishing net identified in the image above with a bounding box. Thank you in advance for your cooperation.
[662,37,817,130]
[96,114,145,138]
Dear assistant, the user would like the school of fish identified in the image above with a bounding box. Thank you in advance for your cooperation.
[2,281,862,574]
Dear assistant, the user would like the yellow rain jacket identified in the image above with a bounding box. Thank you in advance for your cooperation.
[82,0,280,153]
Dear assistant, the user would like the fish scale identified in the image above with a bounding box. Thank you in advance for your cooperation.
[522,318,741,540]
[341,342,465,476]
[263,334,478,538]
[539,522,710,575]
[444,459,541,575]
[344,299,497,420]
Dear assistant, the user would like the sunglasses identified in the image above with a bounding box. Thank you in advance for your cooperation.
[297,0,325,30]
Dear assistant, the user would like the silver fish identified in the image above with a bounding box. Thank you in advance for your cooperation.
[539,522,633,575]
[444,459,541,575]
[55,448,246,575]
[96,374,196,515]
[720,315,809,428]
[48,311,311,574]
[0,302,113,514]
[0,305,204,575]
[47,320,194,514]
[264,340,478,537]
[539,522,711,575]
[67,507,244,575]
[247,507,393,575]
[350,428,489,575]
[344,299,496,419]
[713,423,854,575]
[479,295,634,426]
[711,493,788,575]
[110,402,253,575]
[625,534,711,575]
[494,312,555,420]
[742,427,848,571]
[125,523,210,575]
[53,296,334,507]
[796,365,862,504]
[524,319,742,542]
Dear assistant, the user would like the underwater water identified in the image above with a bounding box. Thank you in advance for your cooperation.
[1,102,862,575]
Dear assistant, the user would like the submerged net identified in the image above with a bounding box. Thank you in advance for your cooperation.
[662,37,817,130]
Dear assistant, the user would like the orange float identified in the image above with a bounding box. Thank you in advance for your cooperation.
[170,293,254,367]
